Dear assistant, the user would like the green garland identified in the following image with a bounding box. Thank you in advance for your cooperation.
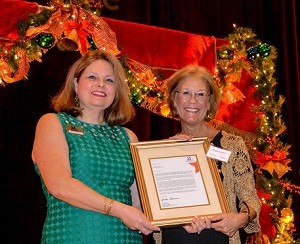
[217,26,298,243]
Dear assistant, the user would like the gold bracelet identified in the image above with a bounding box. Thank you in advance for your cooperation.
[103,199,107,214]
[106,199,115,215]
[241,210,250,226]
[241,201,251,226]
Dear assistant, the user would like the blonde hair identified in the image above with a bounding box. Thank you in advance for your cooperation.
[166,65,220,121]
[52,50,135,125]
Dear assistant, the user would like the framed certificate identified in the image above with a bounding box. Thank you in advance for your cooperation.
[130,137,229,227]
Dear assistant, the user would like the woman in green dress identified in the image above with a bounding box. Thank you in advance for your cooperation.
[32,50,159,243]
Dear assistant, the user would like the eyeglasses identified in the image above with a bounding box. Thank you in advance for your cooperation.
[175,90,211,100]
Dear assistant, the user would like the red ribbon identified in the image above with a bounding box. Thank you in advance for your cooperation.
[256,190,277,240]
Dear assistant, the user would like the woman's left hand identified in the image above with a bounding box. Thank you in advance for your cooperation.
[209,212,248,237]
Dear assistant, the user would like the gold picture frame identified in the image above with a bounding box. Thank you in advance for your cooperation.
[130,137,229,227]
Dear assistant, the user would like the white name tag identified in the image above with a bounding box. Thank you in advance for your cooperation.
[206,145,231,162]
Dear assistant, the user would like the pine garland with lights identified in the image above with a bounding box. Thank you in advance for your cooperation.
[216,25,299,243]
[120,56,169,116]
[0,1,299,242]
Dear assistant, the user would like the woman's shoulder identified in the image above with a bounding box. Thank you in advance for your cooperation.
[221,130,244,141]
[123,127,138,143]
[220,130,247,150]
[38,113,58,123]
[36,113,62,130]
[34,113,65,147]
[38,112,71,123]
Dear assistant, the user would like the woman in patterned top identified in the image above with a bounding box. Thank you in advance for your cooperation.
[32,50,159,243]
[154,65,261,244]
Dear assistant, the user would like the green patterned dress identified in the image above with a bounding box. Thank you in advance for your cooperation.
[34,112,142,243]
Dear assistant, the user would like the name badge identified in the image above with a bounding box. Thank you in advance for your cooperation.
[66,125,84,135]
[206,145,231,162]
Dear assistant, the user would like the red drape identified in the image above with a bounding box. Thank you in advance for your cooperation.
[0,0,38,38]
[103,17,217,73]
[103,17,260,133]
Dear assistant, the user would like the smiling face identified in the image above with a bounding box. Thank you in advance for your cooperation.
[75,59,116,113]
[173,77,211,126]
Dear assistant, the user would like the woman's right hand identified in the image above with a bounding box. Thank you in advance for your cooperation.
[183,216,212,234]
[111,201,160,235]
[169,133,193,141]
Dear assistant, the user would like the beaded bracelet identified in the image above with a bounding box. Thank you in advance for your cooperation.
[106,199,115,215]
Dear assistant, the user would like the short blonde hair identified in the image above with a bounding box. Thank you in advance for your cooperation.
[166,65,220,121]
[52,50,135,125]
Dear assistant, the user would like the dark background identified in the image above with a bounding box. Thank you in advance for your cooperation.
[1,0,299,243]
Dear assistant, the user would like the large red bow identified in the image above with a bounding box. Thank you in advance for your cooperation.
[256,150,291,166]
[64,20,92,54]
[256,150,291,178]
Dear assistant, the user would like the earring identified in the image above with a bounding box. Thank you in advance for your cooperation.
[206,110,212,120]
[75,93,80,107]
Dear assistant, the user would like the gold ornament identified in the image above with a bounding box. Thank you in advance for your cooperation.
[281,208,294,224]
[159,103,171,117]
[59,29,79,51]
